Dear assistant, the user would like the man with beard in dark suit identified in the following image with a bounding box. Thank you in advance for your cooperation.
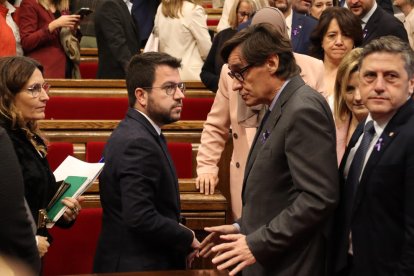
[346,0,408,45]
[94,52,199,272]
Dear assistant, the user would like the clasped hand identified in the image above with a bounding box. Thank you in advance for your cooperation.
[198,224,256,275]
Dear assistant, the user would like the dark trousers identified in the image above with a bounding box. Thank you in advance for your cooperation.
[337,254,354,276]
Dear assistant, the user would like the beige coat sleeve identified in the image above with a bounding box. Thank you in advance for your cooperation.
[196,66,232,176]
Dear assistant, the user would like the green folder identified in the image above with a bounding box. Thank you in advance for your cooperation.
[47,176,87,222]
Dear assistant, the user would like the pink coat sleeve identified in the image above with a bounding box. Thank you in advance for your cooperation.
[196,65,232,176]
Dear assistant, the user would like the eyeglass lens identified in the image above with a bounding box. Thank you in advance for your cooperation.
[27,83,50,97]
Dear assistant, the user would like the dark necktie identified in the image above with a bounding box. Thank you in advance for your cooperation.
[159,132,177,178]
[159,132,167,146]
[346,121,375,198]
[159,132,179,201]
[257,109,271,133]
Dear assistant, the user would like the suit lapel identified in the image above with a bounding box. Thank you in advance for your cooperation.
[158,134,179,183]
[351,99,414,218]
[242,76,305,200]
[363,8,381,43]
[118,0,139,42]
[127,109,179,197]
[291,12,302,51]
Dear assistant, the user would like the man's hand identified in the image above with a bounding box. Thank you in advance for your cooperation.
[36,235,50,257]
[211,234,256,275]
[187,236,201,268]
[196,173,219,195]
[199,224,239,258]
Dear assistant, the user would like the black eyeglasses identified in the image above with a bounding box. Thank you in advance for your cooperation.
[238,11,252,18]
[25,82,51,98]
[228,64,252,82]
[142,82,186,96]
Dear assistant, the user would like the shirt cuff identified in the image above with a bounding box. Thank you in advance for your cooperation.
[232,222,240,232]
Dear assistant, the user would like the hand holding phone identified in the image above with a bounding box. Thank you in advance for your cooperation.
[75,7,93,19]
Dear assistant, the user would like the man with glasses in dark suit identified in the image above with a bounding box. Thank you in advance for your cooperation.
[94,52,199,273]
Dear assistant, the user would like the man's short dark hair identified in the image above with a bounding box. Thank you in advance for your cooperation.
[221,23,300,79]
[359,36,414,77]
[126,52,181,107]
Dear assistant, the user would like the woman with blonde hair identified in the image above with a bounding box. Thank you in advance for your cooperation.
[333,48,368,163]
[200,0,257,92]
[18,0,80,78]
[0,56,82,258]
[310,0,333,19]
[155,0,212,81]
[217,0,268,32]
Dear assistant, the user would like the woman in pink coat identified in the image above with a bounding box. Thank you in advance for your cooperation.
[196,7,327,219]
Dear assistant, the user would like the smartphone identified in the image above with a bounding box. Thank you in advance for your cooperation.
[75,7,93,18]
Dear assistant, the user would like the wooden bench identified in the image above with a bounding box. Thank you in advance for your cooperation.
[47,79,215,97]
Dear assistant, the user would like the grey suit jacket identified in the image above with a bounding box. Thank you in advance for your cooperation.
[240,75,339,275]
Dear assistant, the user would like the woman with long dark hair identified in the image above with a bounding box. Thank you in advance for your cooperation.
[0,56,82,258]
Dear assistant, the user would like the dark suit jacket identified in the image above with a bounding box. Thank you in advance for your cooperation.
[93,108,193,273]
[95,0,140,79]
[0,128,40,274]
[200,27,237,93]
[3,127,59,226]
[291,12,318,55]
[131,0,160,43]
[338,0,393,14]
[0,121,74,232]
[334,99,414,276]
[240,76,339,275]
[363,6,408,46]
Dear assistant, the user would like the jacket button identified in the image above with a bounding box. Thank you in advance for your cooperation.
[236,162,240,168]
[233,133,238,139]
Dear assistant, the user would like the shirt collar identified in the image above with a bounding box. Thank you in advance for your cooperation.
[5,1,15,13]
[286,11,293,39]
[361,1,377,28]
[123,0,132,13]
[269,79,291,111]
[135,109,162,135]
[365,112,390,138]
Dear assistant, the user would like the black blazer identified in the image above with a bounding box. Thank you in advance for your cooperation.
[338,0,393,14]
[95,0,140,79]
[4,128,58,225]
[363,6,408,46]
[334,99,414,275]
[94,108,193,273]
[0,127,40,274]
[131,0,160,43]
[200,27,237,93]
[291,12,318,55]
